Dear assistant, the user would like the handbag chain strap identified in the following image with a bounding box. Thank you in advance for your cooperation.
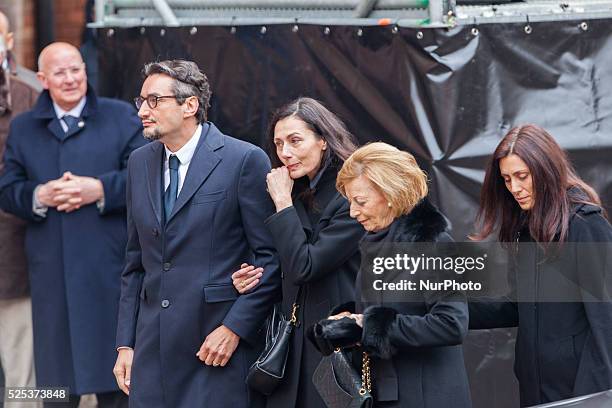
[359,352,372,395]
[289,302,299,326]
[288,286,303,327]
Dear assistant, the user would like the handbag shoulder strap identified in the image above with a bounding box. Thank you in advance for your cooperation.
[289,286,303,326]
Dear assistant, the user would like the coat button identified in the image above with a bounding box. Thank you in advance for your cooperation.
[152,228,159,237]
[161,299,170,308]
[163,262,171,271]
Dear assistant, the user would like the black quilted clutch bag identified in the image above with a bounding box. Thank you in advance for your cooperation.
[312,349,373,408]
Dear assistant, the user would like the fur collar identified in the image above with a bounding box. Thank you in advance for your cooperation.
[390,198,450,242]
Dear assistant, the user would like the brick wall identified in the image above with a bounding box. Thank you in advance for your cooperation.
[54,0,87,46]
[0,0,36,70]
[0,0,87,70]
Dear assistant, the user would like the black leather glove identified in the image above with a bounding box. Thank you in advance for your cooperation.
[307,316,363,356]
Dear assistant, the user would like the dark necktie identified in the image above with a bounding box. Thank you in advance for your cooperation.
[62,114,79,133]
[164,154,180,220]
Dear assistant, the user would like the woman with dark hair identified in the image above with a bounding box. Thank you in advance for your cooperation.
[470,124,612,406]
[231,97,364,408]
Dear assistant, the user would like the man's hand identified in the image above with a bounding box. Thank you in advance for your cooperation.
[36,173,72,207]
[196,325,240,367]
[53,172,104,212]
[113,348,134,395]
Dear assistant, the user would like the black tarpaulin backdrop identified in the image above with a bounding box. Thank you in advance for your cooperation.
[97,20,612,407]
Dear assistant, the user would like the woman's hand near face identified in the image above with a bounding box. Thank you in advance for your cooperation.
[266,167,294,212]
[231,263,264,294]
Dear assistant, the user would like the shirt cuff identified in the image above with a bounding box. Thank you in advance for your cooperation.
[32,185,48,217]
[96,178,105,213]
[116,346,133,351]
[96,197,105,213]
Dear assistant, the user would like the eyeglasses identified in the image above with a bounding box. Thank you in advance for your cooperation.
[134,95,177,109]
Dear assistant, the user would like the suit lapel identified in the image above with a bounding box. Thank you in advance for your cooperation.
[37,89,97,143]
[166,123,223,224]
[145,142,164,227]
[63,122,85,140]
[47,118,67,142]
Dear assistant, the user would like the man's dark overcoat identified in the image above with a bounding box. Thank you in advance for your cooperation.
[116,123,281,408]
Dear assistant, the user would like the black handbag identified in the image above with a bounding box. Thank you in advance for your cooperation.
[246,292,301,395]
[313,348,373,408]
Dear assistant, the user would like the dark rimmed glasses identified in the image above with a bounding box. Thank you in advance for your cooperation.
[134,95,177,109]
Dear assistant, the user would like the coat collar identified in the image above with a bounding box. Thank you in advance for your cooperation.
[145,122,224,227]
[364,198,450,243]
[32,86,98,142]
[292,164,340,236]
[569,186,602,218]
[32,85,98,120]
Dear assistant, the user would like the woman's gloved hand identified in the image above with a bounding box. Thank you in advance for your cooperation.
[307,316,363,356]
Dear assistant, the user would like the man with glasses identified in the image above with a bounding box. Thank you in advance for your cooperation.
[113,60,280,408]
[0,42,145,407]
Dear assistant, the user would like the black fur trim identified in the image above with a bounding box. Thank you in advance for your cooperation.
[306,323,331,355]
[330,301,356,315]
[319,316,362,346]
[308,317,363,356]
[361,306,398,359]
[393,199,450,242]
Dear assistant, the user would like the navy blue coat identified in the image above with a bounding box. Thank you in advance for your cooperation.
[0,89,145,394]
[116,123,281,408]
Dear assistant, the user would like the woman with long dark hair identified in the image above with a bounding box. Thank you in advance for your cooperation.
[470,124,612,406]
[231,97,364,408]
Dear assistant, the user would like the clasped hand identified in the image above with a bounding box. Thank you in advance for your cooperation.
[266,166,294,212]
[36,171,104,212]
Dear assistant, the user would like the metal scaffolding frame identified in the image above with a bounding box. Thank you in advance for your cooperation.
[93,0,612,27]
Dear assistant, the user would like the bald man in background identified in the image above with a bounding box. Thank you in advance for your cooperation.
[0,10,41,91]
[0,42,144,407]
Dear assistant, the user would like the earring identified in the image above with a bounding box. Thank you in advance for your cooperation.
[387,202,392,208]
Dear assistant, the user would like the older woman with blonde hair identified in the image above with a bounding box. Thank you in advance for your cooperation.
[311,142,472,408]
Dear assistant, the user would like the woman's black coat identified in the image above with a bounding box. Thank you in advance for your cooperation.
[470,203,612,406]
[264,166,364,408]
[344,199,472,408]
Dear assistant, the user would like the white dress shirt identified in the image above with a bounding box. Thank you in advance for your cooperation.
[163,124,202,196]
